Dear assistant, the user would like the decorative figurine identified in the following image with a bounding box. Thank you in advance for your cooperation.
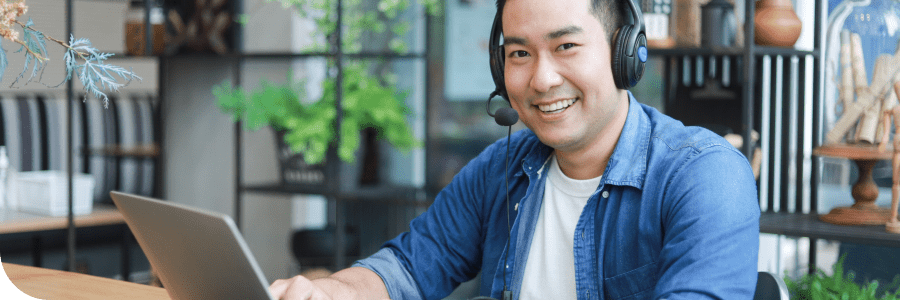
[878,82,900,233]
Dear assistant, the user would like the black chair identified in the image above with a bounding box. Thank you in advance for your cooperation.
[465,271,790,300]
[754,271,790,300]
[290,225,360,271]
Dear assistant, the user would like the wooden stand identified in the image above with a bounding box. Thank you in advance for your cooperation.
[814,143,893,225]
[888,220,900,233]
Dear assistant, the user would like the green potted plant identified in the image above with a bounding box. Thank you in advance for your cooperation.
[785,255,900,299]
[212,63,418,165]
[213,0,440,186]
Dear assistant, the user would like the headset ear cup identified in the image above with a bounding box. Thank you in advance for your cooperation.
[631,33,647,87]
[612,25,632,89]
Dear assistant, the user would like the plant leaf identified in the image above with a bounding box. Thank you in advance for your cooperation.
[0,43,7,82]
[11,18,48,87]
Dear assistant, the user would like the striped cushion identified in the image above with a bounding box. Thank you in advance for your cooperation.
[39,96,85,173]
[135,94,155,197]
[0,95,44,172]
[114,94,156,197]
[115,96,139,195]
[2,94,158,204]
[82,96,119,202]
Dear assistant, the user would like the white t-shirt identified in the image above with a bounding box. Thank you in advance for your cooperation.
[519,155,601,299]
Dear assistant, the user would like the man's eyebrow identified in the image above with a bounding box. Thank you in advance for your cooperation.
[503,36,528,47]
[546,25,582,40]
[502,25,583,47]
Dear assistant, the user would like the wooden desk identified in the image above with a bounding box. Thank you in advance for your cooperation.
[3,262,170,299]
[0,206,133,278]
[0,205,125,234]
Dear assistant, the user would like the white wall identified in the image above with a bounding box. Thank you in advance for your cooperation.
[162,54,298,282]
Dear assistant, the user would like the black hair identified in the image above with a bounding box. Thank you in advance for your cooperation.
[495,0,626,43]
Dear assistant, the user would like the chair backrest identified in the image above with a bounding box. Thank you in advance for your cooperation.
[754,271,790,300]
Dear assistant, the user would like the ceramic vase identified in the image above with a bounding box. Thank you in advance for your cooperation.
[754,0,802,47]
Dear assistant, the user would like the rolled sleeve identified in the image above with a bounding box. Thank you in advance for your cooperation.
[353,248,425,300]
[353,137,508,299]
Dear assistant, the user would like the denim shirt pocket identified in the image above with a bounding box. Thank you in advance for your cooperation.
[603,261,659,300]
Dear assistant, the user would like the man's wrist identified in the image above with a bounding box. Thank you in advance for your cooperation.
[310,267,389,300]
[310,277,353,299]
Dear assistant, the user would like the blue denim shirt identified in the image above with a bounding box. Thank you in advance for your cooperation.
[355,93,760,299]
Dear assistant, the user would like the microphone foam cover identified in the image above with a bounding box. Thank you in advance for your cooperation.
[494,108,519,126]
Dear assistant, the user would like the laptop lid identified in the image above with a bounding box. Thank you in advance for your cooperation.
[110,191,275,300]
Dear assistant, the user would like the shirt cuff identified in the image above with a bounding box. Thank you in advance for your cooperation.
[353,248,423,300]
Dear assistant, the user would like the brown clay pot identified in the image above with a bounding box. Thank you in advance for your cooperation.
[754,0,802,47]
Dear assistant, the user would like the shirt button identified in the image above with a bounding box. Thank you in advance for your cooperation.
[581,231,585,239]
[602,191,609,198]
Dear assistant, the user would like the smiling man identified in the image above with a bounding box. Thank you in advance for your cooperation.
[268,0,760,299]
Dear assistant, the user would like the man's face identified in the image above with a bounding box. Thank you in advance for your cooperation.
[502,0,623,152]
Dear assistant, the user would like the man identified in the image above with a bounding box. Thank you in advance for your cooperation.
[269,0,760,298]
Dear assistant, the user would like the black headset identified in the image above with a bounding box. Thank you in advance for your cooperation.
[488,0,648,101]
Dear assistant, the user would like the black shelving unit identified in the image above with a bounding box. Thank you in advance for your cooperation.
[55,0,162,276]
[649,0,829,275]
[760,212,900,248]
[650,46,818,58]
[242,184,429,207]
[648,0,900,276]
[231,1,433,271]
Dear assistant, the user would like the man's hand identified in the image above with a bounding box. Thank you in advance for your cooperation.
[269,275,333,300]
[268,267,390,300]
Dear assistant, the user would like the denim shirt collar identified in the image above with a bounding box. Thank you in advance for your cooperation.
[519,92,649,190]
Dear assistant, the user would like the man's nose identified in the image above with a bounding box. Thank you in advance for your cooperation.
[529,56,563,93]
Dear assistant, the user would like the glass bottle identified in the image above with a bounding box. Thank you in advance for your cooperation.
[125,0,165,56]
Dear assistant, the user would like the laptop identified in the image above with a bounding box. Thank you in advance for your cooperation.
[110,191,276,300]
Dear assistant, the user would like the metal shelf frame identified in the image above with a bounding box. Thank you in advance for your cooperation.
[649,0,826,275]
[232,0,433,271]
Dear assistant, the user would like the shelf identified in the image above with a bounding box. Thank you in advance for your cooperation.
[753,46,820,58]
[648,46,818,58]
[241,183,432,207]
[83,144,159,157]
[106,54,159,60]
[760,212,900,248]
[650,47,744,56]
[155,51,426,60]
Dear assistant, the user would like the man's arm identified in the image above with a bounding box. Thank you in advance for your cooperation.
[654,145,761,299]
[269,267,389,300]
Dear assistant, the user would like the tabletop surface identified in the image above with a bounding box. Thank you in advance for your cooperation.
[0,205,125,234]
[2,262,170,299]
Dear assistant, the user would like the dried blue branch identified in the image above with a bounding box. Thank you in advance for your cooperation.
[0,16,143,108]
[12,19,47,87]
[59,35,141,107]
[0,46,7,83]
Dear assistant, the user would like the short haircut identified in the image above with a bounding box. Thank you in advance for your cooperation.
[496,0,626,43]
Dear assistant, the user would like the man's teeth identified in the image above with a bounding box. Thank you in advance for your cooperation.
[539,99,576,112]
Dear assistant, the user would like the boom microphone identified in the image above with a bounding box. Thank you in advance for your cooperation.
[493,108,519,126]
[481,91,516,300]
[486,91,519,126]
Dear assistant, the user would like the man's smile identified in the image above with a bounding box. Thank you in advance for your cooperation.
[536,98,578,114]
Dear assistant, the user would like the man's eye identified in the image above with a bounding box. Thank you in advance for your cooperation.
[509,50,529,58]
[558,43,576,51]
